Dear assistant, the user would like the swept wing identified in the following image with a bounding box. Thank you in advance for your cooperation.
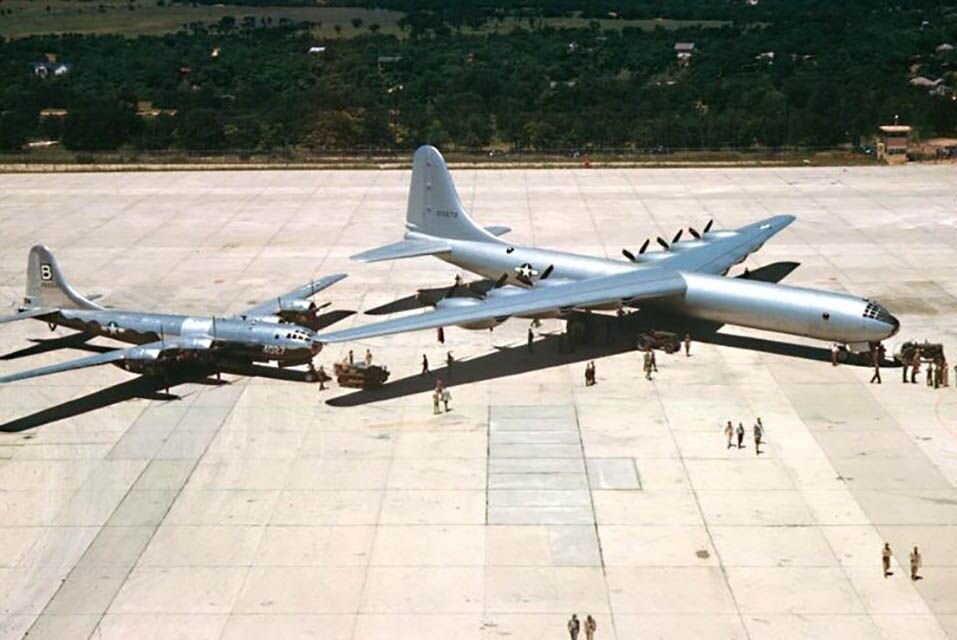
[319,267,686,343]
[241,273,347,318]
[0,337,211,384]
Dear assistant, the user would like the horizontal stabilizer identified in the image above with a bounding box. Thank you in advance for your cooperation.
[351,237,451,263]
[737,261,801,283]
[484,226,511,237]
[0,307,58,324]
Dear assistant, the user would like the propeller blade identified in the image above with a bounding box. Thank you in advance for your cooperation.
[639,238,650,254]
[622,249,636,262]
[540,265,554,280]
[703,219,713,233]
[656,237,670,251]
[688,227,701,239]
[494,273,509,288]
[672,229,683,244]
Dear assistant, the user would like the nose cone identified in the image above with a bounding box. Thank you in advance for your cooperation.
[886,314,901,338]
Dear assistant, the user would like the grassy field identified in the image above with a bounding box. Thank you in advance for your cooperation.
[0,1,402,38]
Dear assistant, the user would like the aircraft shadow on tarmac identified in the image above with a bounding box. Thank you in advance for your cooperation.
[327,305,897,408]
[0,342,315,432]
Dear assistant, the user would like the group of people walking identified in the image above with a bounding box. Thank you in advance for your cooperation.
[567,614,597,640]
[882,543,923,581]
[724,418,764,455]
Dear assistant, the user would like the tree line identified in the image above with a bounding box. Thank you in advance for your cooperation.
[0,1,954,154]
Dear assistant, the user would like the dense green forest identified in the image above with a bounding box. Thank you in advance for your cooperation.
[0,1,955,154]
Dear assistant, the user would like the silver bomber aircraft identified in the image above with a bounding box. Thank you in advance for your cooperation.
[0,245,347,385]
[318,145,899,351]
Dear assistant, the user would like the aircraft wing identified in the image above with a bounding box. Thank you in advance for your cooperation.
[650,215,795,275]
[0,337,209,384]
[241,273,347,318]
[0,307,59,324]
[319,267,686,344]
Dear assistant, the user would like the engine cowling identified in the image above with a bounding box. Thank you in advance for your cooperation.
[436,297,507,330]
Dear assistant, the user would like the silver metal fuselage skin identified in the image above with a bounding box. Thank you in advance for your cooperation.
[46,310,318,365]
[437,237,898,344]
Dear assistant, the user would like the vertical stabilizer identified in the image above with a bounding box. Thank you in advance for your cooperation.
[406,146,497,242]
[24,245,102,311]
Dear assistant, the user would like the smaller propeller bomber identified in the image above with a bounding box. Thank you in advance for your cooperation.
[0,246,352,387]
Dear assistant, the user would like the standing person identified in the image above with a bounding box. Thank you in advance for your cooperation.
[589,361,597,386]
[934,358,943,389]
[441,386,452,412]
[882,543,893,577]
[317,365,327,391]
[348,349,354,365]
[753,418,764,455]
[364,349,373,367]
[736,422,745,449]
[643,350,653,381]
[585,614,597,640]
[911,349,921,384]
[432,388,441,415]
[684,333,692,357]
[831,343,840,366]
[941,356,949,387]
[927,359,935,387]
[421,354,430,375]
[527,327,534,354]
[901,352,909,383]
[437,326,445,344]
[870,343,882,384]
[567,614,580,640]
[446,351,454,377]
[650,349,658,373]
[725,421,734,449]
[910,546,922,580]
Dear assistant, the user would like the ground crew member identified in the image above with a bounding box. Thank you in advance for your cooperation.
[754,418,764,455]
[567,614,580,640]
[910,546,922,580]
[870,343,882,384]
[446,351,454,377]
[585,361,596,386]
[348,349,354,365]
[454,274,462,287]
[432,389,441,415]
[643,350,653,380]
[831,343,840,366]
[422,354,430,375]
[935,359,943,389]
[927,359,935,387]
[942,357,950,387]
[725,421,734,449]
[441,386,451,412]
[585,614,597,640]
[736,422,745,449]
[882,543,892,577]
[317,365,327,391]
[911,349,921,384]
[437,326,445,344]
[364,349,373,367]
[650,349,658,372]
[902,353,909,383]
[684,333,692,357]
[528,327,534,354]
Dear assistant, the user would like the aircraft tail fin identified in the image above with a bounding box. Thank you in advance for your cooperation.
[405,145,500,243]
[24,245,103,311]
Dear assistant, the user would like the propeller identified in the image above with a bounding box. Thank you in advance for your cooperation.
[622,249,636,262]
[672,229,683,244]
[656,237,670,251]
[704,219,714,233]
[540,265,554,280]
[639,238,650,254]
[688,227,701,239]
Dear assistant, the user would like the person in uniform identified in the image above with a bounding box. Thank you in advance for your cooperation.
[901,350,909,383]
[753,418,764,455]
[927,359,935,387]
[882,543,893,577]
[567,614,580,640]
[364,349,373,367]
[441,386,452,412]
[317,365,327,391]
[725,421,734,449]
[437,326,445,344]
[348,349,354,365]
[869,343,882,384]
[831,343,840,366]
[934,358,943,389]
[528,327,534,354]
[911,348,921,384]
[684,333,692,357]
[585,614,597,640]
[643,350,653,380]
[650,349,658,372]
[941,356,950,387]
[736,422,745,449]
[422,353,430,375]
[446,351,454,377]
[910,546,922,580]
[432,389,441,415]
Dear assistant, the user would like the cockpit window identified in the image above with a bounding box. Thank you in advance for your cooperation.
[863,300,893,323]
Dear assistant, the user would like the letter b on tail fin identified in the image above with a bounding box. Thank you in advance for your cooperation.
[406,146,497,243]
[25,245,101,311]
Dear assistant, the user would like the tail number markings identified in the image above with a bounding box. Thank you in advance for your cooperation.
[40,264,53,281]
[263,345,286,356]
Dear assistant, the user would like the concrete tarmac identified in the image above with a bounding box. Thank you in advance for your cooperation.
[0,164,955,639]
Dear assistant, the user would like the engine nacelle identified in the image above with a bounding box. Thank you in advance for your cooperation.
[279,299,316,313]
[436,296,507,330]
